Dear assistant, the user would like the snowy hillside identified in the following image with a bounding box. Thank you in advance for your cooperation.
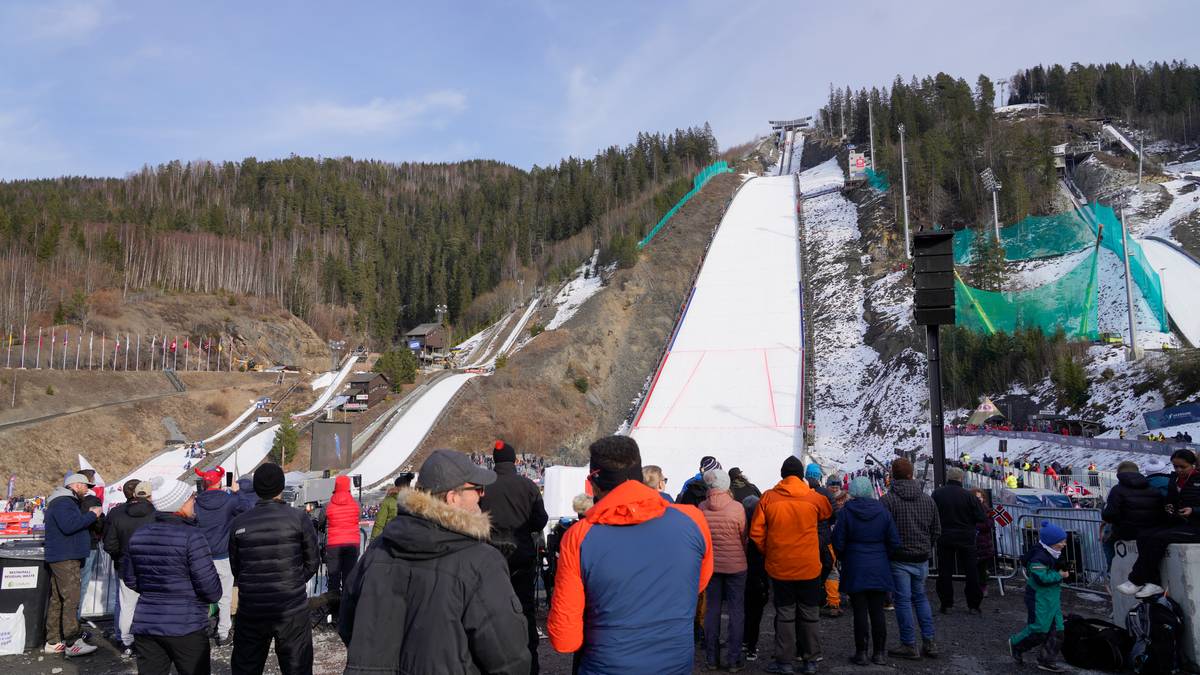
[802,161,928,470]
[799,138,1198,474]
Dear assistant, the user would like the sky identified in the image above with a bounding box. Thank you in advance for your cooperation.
[0,0,1197,180]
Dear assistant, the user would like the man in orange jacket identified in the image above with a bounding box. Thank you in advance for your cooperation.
[750,456,833,675]
[549,436,713,674]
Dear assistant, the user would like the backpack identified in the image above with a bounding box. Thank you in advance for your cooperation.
[1126,595,1187,674]
[1062,615,1129,671]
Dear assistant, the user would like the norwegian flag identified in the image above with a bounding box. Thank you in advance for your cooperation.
[170,339,177,353]
[1065,482,1093,498]
[989,505,1013,527]
[183,338,189,350]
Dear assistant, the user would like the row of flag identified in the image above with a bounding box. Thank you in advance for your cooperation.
[1,325,238,371]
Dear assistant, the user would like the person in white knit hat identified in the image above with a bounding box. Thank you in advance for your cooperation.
[122,477,221,675]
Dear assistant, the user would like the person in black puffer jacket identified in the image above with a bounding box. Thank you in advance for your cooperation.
[102,479,157,654]
[729,468,762,503]
[677,456,722,506]
[229,464,319,675]
[122,477,222,675]
[1101,461,1165,542]
[479,441,548,675]
[930,467,986,613]
[339,450,530,674]
[1118,449,1200,598]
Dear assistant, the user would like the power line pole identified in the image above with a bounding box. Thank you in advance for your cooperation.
[899,123,912,259]
[981,168,1003,242]
[868,99,876,176]
[1137,135,1144,185]
[1120,209,1140,361]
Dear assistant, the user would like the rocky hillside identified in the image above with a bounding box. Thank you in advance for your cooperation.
[54,290,331,372]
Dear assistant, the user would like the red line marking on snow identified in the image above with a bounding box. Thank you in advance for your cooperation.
[669,345,799,354]
[763,349,779,427]
[657,351,706,428]
[633,349,671,429]
[638,424,805,430]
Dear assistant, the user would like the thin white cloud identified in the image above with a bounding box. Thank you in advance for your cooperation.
[272,91,468,140]
[3,0,109,44]
[0,109,74,179]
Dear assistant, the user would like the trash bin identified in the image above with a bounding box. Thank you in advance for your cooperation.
[0,539,48,650]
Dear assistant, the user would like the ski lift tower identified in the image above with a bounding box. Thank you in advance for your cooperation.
[980,168,1002,242]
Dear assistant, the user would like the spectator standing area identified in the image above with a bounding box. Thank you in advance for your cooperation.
[632,174,805,487]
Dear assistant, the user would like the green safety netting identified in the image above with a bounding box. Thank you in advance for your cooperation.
[865,168,890,192]
[953,203,1168,336]
[953,211,1094,264]
[955,250,1101,340]
[1084,204,1168,332]
[638,161,734,249]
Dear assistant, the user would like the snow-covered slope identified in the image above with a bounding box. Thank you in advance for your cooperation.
[632,175,804,487]
[545,250,611,331]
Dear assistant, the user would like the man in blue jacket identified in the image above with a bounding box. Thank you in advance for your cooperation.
[123,477,222,675]
[43,472,102,657]
[193,466,248,645]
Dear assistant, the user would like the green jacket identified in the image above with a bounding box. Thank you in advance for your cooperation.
[371,492,399,540]
[1022,546,1065,634]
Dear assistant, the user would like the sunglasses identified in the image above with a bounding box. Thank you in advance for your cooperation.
[456,485,486,496]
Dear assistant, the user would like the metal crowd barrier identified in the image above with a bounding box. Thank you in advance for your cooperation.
[926,505,1110,595]
[1015,513,1109,591]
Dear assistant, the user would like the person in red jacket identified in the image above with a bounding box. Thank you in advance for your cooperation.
[320,476,361,601]
[549,436,713,674]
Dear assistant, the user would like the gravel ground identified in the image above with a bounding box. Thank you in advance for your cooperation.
[1,577,1114,674]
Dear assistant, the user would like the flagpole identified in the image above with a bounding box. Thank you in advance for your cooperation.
[75,333,81,370]
[20,325,26,369]
[49,327,55,370]
[88,332,93,369]
[100,333,105,371]
[135,334,140,371]
[35,328,42,369]
[62,330,68,369]
[125,334,130,371]
[5,325,10,369]
[173,335,178,370]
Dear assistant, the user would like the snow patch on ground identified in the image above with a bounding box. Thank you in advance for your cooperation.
[798,156,844,195]
[1132,179,1200,241]
[1005,249,1093,291]
[545,250,610,331]
[866,270,913,331]
[1165,160,1200,176]
[995,103,1044,115]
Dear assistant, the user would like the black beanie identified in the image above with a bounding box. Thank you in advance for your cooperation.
[493,440,517,464]
[781,456,805,479]
[253,463,285,499]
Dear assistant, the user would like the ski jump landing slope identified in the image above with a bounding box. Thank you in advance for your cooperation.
[353,373,478,487]
[632,175,804,487]
[1140,238,1200,346]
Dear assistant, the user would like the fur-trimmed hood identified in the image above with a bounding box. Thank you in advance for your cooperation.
[378,489,493,561]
